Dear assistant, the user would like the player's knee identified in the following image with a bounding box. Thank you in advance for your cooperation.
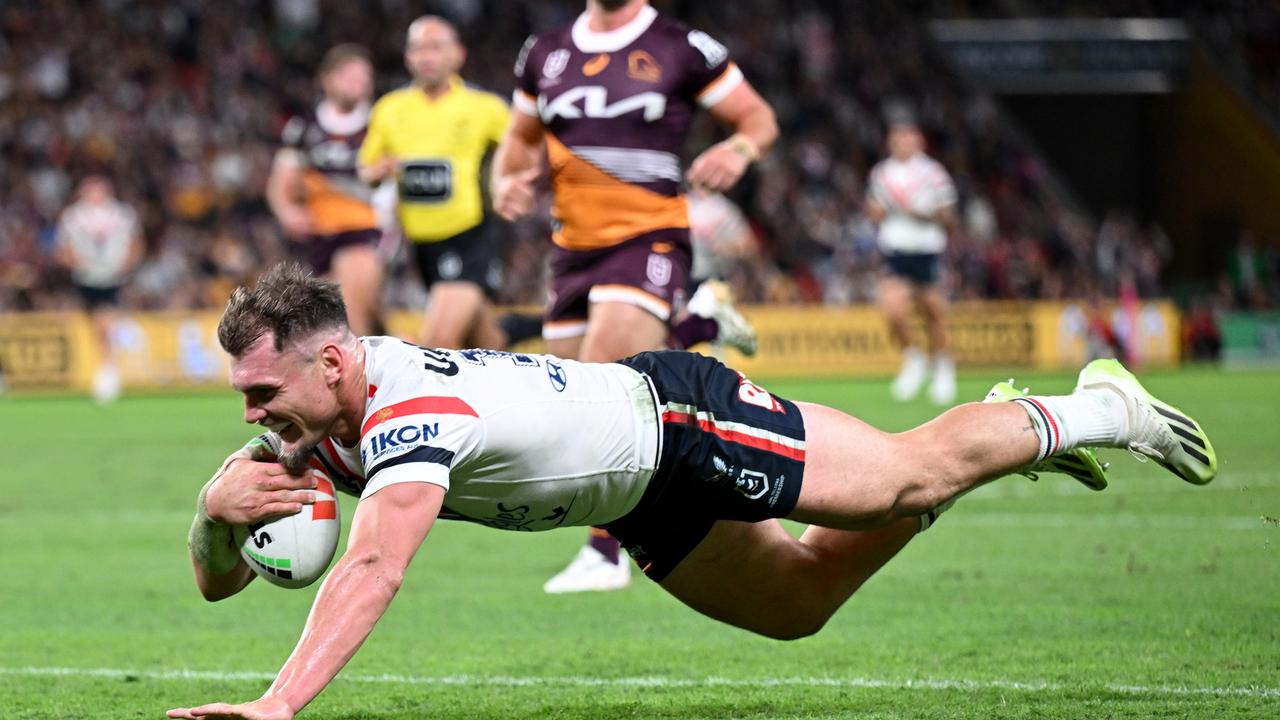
[755,602,833,641]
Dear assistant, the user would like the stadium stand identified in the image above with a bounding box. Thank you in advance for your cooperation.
[1,0,1276,314]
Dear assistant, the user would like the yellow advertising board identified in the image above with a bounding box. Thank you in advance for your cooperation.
[0,300,1181,392]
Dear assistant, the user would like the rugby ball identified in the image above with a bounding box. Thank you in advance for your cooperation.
[234,468,340,589]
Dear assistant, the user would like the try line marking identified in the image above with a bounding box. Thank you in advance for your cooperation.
[2,666,1277,699]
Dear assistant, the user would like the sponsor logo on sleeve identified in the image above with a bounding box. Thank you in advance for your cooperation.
[687,30,728,68]
[514,36,536,77]
[362,419,442,466]
[546,359,567,392]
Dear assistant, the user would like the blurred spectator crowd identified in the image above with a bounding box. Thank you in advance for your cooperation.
[1,0,1278,314]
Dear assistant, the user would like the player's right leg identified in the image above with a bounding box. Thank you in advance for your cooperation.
[329,243,384,338]
[879,275,927,401]
[578,301,669,362]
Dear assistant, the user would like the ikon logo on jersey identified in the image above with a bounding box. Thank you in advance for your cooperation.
[539,87,667,123]
[363,421,441,465]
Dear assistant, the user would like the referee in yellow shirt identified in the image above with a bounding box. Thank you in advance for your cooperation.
[359,15,511,349]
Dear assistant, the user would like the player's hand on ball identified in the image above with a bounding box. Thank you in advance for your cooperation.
[204,459,317,526]
[167,695,293,720]
[687,141,750,193]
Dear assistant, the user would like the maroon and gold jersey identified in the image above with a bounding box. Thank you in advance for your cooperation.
[513,5,744,251]
[280,101,378,235]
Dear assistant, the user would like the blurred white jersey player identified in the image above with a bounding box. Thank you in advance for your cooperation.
[55,176,144,403]
[865,112,958,404]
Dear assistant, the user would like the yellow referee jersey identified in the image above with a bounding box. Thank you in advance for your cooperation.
[359,76,509,242]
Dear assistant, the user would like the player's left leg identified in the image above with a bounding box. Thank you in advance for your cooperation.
[659,366,1217,638]
[577,301,668,363]
[670,279,758,356]
[87,302,123,404]
[660,517,920,640]
[654,398,1040,637]
[467,301,510,350]
[329,243,384,338]
[420,281,487,349]
[545,300,667,594]
[917,283,954,405]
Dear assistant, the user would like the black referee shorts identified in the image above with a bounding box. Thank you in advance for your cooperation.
[409,218,502,299]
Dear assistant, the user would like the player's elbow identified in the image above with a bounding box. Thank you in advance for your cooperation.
[198,583,237,603]
[343,550,407,596]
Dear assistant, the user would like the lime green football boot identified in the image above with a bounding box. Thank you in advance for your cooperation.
[1074,359,1217,485]
[984,379,1111,491]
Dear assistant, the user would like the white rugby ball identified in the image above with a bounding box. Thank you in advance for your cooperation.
[234,468,340,589]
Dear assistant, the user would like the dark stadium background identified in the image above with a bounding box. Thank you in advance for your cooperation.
[2,0,1276,317]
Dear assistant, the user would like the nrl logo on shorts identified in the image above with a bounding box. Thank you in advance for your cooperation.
[735,469,771,500]
[544,49,570,79]
[646,253,672,287]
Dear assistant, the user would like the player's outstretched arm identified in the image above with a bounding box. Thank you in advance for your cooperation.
[169,482,445,720]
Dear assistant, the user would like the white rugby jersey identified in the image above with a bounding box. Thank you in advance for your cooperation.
[868,153,957,254]
[56,200,139,288]
[302,337,661,531]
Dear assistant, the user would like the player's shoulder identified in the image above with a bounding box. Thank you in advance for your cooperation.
[280,112,313,144]
[914,153,953,178]
[460,81,508,108]
[371,85,419,112]
[651,12,730,66]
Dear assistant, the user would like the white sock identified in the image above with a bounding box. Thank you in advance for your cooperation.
[1012,390,1127,462]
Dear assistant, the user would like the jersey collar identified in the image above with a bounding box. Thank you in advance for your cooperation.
[315,99,370,136]
[417,74,465,103]
[571,4,657,53]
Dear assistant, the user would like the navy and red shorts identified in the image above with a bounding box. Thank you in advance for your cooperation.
[543,229,692,340]
[607,350,807,582]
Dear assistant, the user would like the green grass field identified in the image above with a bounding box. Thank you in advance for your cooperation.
[2,368,1277,719]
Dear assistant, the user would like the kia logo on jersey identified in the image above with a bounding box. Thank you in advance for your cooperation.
[539,87,667,123]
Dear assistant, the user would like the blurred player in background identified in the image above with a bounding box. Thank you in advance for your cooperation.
[267,44,385,338]
[54,175,144,403]
[492,0,777,593]
[359,16,520,350]
[865,111,959,405]
[680,188,760,355]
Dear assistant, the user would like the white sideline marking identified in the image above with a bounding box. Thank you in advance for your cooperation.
[2,666,1278,699]
[948,512,1271,531]
[968,471,1280,500]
